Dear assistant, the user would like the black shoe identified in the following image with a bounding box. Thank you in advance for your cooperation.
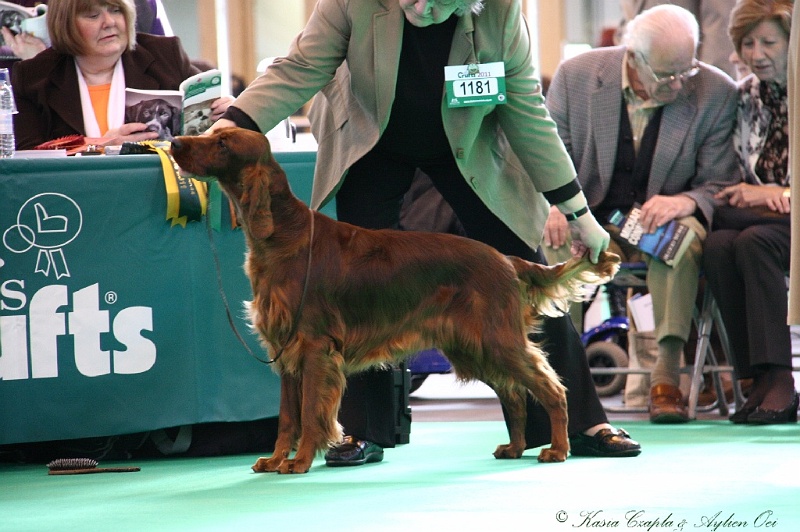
[728,404,757,424]
[569,427,642,458]
[325,436,384,467]
[747,392,799,425]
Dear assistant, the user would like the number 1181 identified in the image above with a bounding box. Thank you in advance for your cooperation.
[454,79,496,98]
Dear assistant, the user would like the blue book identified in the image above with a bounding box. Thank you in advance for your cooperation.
[608,204,696,267]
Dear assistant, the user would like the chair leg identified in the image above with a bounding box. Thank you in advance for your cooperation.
[712,302,745,410]
[688,290,738,418]
[688,289,715,419]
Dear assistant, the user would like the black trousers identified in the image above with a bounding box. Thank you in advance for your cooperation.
[335,151,608,449]
[703,223,792,379]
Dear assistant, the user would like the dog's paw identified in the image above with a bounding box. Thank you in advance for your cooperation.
[276,458,311,474]
[492,443,524,459]
[537,447,568,463]
[252,455,284,473]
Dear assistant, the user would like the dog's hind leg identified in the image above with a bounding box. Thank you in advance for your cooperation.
[480,341,568,463]
[514,342,569,463]
[488,383,529,459]
[253,372,302,473]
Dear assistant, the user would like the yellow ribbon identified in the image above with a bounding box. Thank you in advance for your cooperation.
[143,141,207,227]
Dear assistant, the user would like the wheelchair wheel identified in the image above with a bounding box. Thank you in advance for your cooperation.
[586,341,629,397]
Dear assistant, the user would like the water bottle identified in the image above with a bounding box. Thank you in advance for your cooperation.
[0,67,18,158]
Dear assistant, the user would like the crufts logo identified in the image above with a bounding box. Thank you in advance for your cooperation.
[1,193,156,381]
[3,192,82,279]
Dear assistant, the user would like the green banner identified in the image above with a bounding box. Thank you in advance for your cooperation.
[0,151,321,445]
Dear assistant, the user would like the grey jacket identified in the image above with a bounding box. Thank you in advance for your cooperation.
[545,46,738,226]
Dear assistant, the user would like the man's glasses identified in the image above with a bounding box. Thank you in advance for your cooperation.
[636,53,700,86]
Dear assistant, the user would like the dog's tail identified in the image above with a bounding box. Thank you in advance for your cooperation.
[510,251,620,318]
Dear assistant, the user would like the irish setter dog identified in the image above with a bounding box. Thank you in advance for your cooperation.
[170,128,619,474]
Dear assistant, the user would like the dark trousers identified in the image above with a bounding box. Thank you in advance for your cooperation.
[703,224,792,379]
[335,151,608,449]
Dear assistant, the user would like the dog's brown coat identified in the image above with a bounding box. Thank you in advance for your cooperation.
[171,128,620,474]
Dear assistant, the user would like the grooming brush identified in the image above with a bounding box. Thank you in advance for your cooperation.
[46,458,141,475]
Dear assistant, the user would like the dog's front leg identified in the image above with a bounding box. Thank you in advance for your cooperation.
[252,372,301,473]
[275,341,345,474]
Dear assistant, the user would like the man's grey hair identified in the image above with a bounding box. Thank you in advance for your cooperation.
[622,4,700,58]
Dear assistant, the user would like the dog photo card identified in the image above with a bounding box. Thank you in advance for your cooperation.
[124,89,183,141]
[123,70,222,140]
[180,69,222,136]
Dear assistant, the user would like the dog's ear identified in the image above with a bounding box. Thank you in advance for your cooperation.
[125,102,142,123]
[239,164,274,239]
[170,105,181,135]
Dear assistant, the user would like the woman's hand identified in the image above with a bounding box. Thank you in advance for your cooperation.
[0,27,47,60]
[716,183,790,214]
[102,122,160,145]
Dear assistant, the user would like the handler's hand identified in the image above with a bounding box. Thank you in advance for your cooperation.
[203,118,237,135]
[569,212,610,264]
[209,96,235,121]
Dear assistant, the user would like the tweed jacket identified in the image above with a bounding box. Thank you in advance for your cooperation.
[545,46,739,227]
[230,0,577,250]
[11,33,199,150]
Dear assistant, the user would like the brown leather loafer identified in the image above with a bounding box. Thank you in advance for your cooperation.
[649,383,689,423]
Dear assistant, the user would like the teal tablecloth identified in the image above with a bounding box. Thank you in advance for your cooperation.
[0,151,322,445]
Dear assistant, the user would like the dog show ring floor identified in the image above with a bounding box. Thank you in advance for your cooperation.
[1,372,799,531]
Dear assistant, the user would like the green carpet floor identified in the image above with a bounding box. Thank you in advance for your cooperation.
[1,421,798,532]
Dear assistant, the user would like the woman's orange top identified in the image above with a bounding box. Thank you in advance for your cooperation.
[87,83,111,135]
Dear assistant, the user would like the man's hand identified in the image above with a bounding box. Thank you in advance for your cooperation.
[543,205,569,250]
[638,195,696,233]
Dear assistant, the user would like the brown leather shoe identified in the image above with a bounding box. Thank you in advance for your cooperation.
[649,383,690,424]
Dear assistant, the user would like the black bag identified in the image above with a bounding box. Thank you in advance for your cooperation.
[712,205,790,231]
